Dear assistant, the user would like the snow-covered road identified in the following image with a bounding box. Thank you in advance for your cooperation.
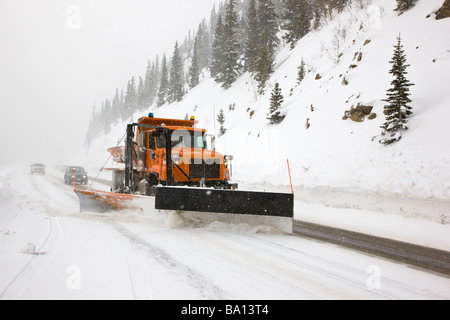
[0,165,449,300]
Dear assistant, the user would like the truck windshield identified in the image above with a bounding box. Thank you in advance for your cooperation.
[167,130,207,149]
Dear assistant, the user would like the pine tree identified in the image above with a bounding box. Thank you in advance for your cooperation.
[143,59,158,108]
[335,0,349,13]
[143,60,153,108]
[168,42,185,102]
[210,4,218,40]
[313,4,321,30]
[255,0,279,93]
[119,89,124,115]
[256,44,272,94]
[297,57,306,84]
[267,82,285,124]
[196,19,211,70]
[189,37,200,89]
[394,0,417,15]
[111,88,121,123]
[380,34,414,145]
[211,14,225,80]
[102,99,112,133]
[245,0,260,74]
[237,12,247,59]
[137,76,145,110]
[217,108,227,136]
[221,0,241,88]
[124,76,137,119]
[154,55,160,91]
[282,0,312,49]
[157,55,169,107]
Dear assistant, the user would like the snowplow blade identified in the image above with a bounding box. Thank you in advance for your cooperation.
[75,189,145,213]
[155,186,294,233]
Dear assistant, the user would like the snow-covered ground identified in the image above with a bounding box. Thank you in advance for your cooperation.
[1,0,450,300]
[1,164,449,300]
[71,0,450,253]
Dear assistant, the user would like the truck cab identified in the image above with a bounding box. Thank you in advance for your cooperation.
[108,115,236,196]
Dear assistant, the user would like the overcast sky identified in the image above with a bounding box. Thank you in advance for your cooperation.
[0,0,221,166]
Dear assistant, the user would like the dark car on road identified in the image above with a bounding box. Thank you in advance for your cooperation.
[31,163,46,175]
[64,166,88,185]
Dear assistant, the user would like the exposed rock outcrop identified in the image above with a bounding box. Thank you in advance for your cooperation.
[343,103,374,122]
[436,0,450,20]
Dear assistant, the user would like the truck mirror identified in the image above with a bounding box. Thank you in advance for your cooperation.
[210,135,216,151]
[137,133,145,147]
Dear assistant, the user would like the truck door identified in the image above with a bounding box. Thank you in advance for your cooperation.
[147,133,158,172]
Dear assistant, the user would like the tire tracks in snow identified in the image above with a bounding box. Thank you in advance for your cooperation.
[212,232,397,299]
[0,216,63,300]
[112,222,228,300]
[163,229,364,299]
[0,168,67,300]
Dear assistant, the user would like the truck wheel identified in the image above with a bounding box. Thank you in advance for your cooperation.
[146,175,158,196]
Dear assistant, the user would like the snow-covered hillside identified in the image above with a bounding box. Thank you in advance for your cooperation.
[77,0,450,223]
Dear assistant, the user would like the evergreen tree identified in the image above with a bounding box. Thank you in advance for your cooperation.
[210,4,218,39]
[245,0,260,74]
[154,55,160,91]
[282,0,312,49]
[211,14,225,80]
[111,88,121,122]
[221,0,241,88]
[297,57,306,84]
[256,45,272,94]
[236,9,248,59]
[380,35,414,145]
[189,38,200,89]
[313,4,321,30]
[168,42,185,102]
[144,59,158,108]
[102,99,112,133]
[137,76,145,110]
[335,0,348,13]
[122,81,131,119]
[143,60,153,108]
[267,82,285,124]
[394,0,417,15]
[182,30,194,59]
[124,76,137,119]
[196,19,211,70]
[255,0,279,93]
[120,89,124,114]
[217,108,227,136]
[157,55,169,107]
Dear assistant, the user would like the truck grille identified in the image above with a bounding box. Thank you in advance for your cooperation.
[190,161,220,179]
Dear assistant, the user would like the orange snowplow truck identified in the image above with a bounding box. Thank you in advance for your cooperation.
[75,114,294,233]
[108,114,237,196]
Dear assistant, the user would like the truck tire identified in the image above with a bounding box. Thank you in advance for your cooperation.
[146,174,159,196]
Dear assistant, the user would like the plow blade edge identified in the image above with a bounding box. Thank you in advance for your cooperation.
[155,187,294,233]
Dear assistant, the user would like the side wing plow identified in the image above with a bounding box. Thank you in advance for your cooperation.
[75,189,145,213]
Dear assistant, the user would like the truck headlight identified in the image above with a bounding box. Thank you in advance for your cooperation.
[172,153,180,164]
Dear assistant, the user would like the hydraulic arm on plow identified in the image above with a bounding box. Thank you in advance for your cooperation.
[75,115,294,233]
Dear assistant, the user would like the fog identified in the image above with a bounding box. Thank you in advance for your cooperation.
[0,0,221,166]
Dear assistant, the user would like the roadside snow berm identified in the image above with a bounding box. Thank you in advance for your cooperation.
[75,114,294,233]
